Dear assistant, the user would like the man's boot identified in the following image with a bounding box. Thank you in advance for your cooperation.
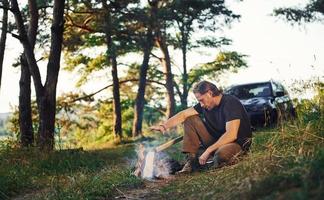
[177,153,198,174]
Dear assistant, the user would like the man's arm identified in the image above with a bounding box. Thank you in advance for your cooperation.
[150,107,198,133]
[199,119,240,165]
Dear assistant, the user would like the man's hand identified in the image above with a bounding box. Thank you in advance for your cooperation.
[199,149,211,165]
[149,124,166,134]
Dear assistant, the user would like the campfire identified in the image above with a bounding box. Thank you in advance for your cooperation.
[134,136,183,179]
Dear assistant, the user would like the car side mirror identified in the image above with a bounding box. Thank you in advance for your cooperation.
[276,91,284,97]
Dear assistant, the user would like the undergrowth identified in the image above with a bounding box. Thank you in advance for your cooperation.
[0,144,141,199]
[0,121,322,199]
[158,123,324,199]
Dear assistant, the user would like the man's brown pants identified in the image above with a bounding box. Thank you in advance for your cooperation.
[183,115,242,165]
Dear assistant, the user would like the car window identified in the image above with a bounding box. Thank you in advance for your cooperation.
[273,82,284,93]
[227,82,272,99]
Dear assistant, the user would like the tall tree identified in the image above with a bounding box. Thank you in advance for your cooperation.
[101,0,122,138]
[168,0,240,108]
[19,0,39,147]
[0,0,8,92]
[132,0,156,137]
[155,30,176,118]
[10,0,65,150]
[153,1,175,118]
[64,0,140,139]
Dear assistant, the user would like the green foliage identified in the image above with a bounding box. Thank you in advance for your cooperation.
[309,148,324,194]
[83,33,105,47]
[120,99,135,137]
[64,53,107,87]
[194,37,232,48]
[6,102,39,145]
[164,0,240,51]
[293,81,323,134]
[274,0,324,23]
[188,51,247,88]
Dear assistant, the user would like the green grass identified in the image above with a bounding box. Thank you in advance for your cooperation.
[156,124,324,199]
[42,168,142,200]
[0,144,142,199]
[0,122,323,199]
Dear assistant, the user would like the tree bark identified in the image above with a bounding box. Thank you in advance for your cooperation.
[132,0,156,137]
[151,0,175,118]
[132,45,152,137]
[10,0,65,150]
[0,0,8,91]
[19,56,33,146]
[102,1,122,139]
[37,0,65,150]
[156,34,175,118]
[10,0,43,97]
[180,30,188,108]
[19,0,38,147]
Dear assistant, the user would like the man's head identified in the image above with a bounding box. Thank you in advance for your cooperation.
[193,81,222,110]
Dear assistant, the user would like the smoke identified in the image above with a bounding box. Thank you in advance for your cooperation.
[133,142,181,180]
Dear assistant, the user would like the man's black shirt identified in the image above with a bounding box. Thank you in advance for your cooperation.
[193,94,252,150]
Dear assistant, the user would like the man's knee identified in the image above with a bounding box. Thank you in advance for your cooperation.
[184,115,201,127]
[214,143,242,164]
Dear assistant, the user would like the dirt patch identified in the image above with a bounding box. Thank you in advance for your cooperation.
[113,176,176,199]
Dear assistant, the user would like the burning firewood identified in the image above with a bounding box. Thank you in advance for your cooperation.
[133,144,146,177]
[134,136,183,179]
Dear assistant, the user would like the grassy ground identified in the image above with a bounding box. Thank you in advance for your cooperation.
[0,122,323,199]
[159,125,324,199]
[0,144,142,199]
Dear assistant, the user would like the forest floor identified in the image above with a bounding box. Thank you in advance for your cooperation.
[1,123,323,200]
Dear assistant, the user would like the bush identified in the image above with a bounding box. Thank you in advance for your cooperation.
[293,81,323,135]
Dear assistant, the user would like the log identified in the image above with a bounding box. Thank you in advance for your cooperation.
[154,136,183,152]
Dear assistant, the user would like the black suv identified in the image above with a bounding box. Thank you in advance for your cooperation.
[225,80,296,126]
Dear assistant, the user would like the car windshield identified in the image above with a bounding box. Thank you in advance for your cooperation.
[227,83,272,99]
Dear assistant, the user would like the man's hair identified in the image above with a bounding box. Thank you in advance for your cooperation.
[193,81,221,96]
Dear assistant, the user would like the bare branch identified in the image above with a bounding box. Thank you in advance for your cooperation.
[70,78,166,103]
[10,32,22,40]
[65,14,96,32]
[173,80,182,98]
[150,52,162,61]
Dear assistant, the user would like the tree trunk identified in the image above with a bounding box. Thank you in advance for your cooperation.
[132,46,152,137]
[156,35,175,118]
[102,1,122,139]
[10,0,65,150]
[180,32,188,108]
[132,0,156,137]
[151,0,175,118]
[19,0,38,147]
[37,0,65,150]
[19,56,33,147]
[37,89,56,150]
[0,0,8,91]
[10,0,43,99]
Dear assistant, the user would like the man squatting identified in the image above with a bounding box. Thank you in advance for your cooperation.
[150,80,252,173]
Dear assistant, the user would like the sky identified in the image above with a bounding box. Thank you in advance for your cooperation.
[0,0,323,113]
